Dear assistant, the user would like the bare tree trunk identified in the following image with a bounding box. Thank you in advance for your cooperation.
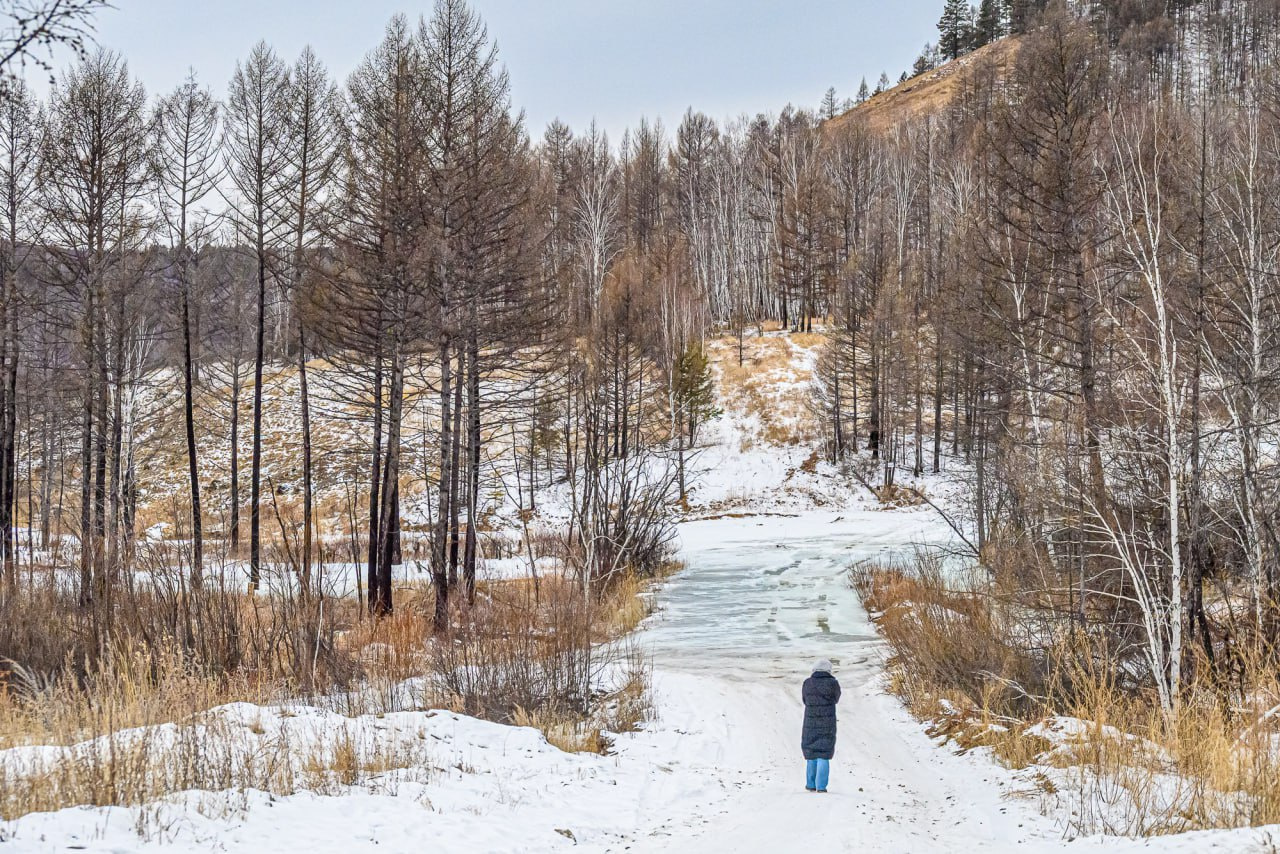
[1188,109,1213,666]
[181,279,203,586]
[932,343,944,474]
[869,314,882,460]
[248,251,267,590]
[375,352,403,617]
[367,352,383,615]
[433,340,453,632]
[40,378,52,550]
[229,308,242,554]
[447,348,463,588]
[91,285,109,609]
[0,314,15,588]
[463,330,481,604]
[914,296,924,478]
[78,348,93,606]
[298,326,313,592]
[106,290,125,577]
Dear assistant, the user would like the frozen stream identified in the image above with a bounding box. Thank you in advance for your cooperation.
[646,511,950,679]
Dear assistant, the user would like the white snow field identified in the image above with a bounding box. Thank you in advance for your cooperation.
[5,332,1279,852]
[7,505,1277,852]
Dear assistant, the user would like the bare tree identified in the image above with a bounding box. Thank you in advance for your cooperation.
[154,71,220,586]
[0,0,108,94]
[334,14,428,617]
[417,0,537,616]
[0,78,38,588]
[224,42,288,590]
[1095,101,1189,714]
[571,122,620,321]
[41,48,149,617]
[280,45,342,591]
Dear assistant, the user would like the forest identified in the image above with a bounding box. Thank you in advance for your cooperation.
[5,0,1280,843]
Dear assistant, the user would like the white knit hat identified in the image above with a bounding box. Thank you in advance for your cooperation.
[813,659,833,674]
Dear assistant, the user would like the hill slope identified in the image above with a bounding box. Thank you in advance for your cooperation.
[827,37,1021,132]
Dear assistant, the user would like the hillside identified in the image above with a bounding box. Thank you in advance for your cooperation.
[16,0,1280,849]
[827,36,1021,132]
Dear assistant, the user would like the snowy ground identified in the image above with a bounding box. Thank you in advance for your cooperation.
[9,504,1277,852]
[620,511,1280,853]
[5,332,1279,851]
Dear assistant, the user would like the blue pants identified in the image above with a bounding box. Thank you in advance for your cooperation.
[805,758,830,791]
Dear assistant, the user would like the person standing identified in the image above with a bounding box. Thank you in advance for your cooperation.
[802,659,842,792]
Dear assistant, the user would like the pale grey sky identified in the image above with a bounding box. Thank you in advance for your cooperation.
[69,0,939,141]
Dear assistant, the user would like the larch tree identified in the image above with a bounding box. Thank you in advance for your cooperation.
[153,71,221,587]
[336,14,429,617]
[280,45,343,592]
[0,79,39,589]
[41,48,150,617]
[419,0,536,610]
[224,42,289,590]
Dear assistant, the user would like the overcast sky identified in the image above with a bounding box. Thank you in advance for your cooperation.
[63,0,938,142]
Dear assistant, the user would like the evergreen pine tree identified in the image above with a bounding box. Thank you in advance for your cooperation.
[1007,0,1045,35]
[938,0,972,60]
[975,0,1004,46]
[674,342,720,443]
[856,77,870,103]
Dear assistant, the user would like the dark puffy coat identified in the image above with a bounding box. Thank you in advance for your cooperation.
[801,671,842,760]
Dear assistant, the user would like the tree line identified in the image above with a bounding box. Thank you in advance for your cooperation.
[0,0,834,637]
[10,0,1280,710]
[810,0,1280,710]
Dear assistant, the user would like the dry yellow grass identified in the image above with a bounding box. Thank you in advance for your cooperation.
[511,664,650,756]
[0,644,268,750]
[788,331,827,349]
[0,553,663,823]
[855,559,1280,836]
[1,707,438,821]
[708,331,825,446]
[826,37,1022,134]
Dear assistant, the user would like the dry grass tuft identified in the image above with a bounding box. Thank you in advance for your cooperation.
[708,331,823,446]
[855,555,1280,836]
[872,483,927,507]
[0,551,662,824]
[511,662,650,756]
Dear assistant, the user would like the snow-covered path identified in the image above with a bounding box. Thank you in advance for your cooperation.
[610,509,1065,853]
[611,507,1280,853]
[5,510,1271,852]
